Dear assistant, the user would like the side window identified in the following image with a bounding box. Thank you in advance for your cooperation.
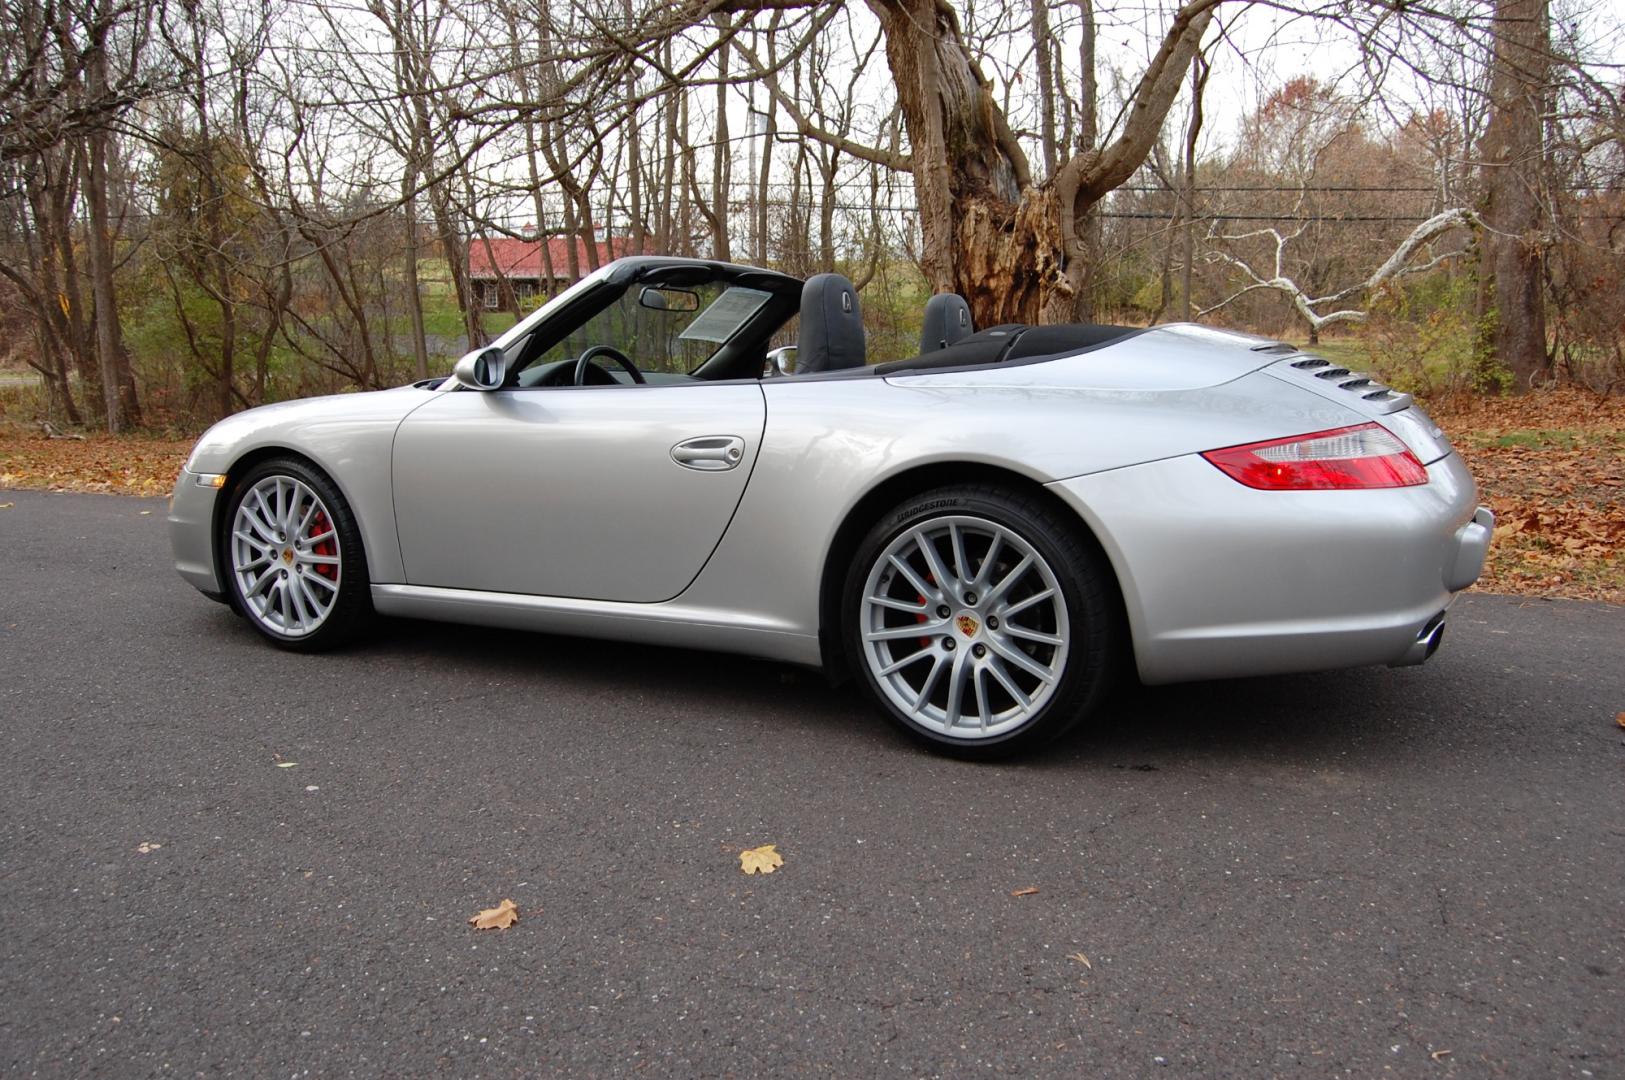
[531,282,773,375]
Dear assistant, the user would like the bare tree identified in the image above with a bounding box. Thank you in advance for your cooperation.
[1203,208,1479,341]
[1478,0,1552,390]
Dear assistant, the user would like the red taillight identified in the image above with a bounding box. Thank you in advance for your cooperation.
[1202,422,1427,490]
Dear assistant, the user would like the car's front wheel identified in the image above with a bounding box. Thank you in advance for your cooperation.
[223,457,371,650]
[843,485,1118,757]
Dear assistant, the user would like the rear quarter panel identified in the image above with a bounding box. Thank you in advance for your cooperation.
[681,360,1367,647]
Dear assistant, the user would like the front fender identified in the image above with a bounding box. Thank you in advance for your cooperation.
[180,387,437,585]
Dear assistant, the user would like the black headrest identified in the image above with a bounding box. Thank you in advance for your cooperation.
[798,273,865,374]
[920,292,973,353]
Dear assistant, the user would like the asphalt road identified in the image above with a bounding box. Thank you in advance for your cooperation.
[2,489,1621,1078]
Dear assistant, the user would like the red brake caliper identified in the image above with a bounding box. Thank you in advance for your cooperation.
[916,571,937,646]
[311,510,337,581]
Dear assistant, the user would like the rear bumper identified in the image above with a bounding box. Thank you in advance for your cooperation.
[168,468,226,600]
[1446,505,1494,591]
[1048,452,1490,685]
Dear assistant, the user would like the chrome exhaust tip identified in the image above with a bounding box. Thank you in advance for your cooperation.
[1423,620,1445,660]
[1391,613,1446,667]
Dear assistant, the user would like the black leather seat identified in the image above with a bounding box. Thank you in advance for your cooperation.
[920,292,973,353]
[797,273,865,374]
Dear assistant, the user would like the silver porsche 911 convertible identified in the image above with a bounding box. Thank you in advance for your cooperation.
[170,255,1493,756]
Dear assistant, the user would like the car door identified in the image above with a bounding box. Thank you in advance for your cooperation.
[391,383,766,603]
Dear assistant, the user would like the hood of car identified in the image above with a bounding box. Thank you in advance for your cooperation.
[182,384,436,474]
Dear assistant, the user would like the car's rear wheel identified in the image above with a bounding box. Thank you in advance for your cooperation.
[223,458,370,650]
[843,485,1117,757]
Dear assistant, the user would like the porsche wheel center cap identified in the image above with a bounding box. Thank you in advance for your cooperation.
[282,549,295,564]
[955,613,980,638]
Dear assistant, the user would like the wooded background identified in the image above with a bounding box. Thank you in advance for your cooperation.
[1,0,1621,433]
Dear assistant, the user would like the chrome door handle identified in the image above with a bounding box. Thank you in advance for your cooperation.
[671,435,746,471]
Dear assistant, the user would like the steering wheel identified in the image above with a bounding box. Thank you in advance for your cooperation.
[572,344,646,386]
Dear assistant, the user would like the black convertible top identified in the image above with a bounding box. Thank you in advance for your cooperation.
[872,322,1142,376]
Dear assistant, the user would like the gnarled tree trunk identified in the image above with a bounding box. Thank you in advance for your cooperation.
[866,0,1214,326]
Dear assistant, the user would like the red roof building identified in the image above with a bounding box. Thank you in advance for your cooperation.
[466,235,633,310]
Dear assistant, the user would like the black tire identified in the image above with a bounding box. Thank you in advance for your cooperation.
[842,484,1118,758]
[221,456,372,651]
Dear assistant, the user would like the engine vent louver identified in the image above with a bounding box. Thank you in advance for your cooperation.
[1272,352,1412,414]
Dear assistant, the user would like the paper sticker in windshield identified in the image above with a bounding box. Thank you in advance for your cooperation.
[679,287,772,344]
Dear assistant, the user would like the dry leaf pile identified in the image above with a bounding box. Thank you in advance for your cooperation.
[0,430,190,496]
[1430,389,1623,603]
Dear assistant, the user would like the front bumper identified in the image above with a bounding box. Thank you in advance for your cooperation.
[1048,452,1492,685]
[168,468,226,601]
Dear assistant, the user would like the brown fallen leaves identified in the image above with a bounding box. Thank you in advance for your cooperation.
[1429,389,1623,604]
[469,898,519,930]
[0,428,191,497]
[1010,886,1040,897]
[739,844,784,875]
[2,388,1616,602]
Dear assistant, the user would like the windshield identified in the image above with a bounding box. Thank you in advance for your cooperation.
[489,264,615,353]
[524,281,773,375]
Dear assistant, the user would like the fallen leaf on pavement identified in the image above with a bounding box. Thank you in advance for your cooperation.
[1067,952,1092,969]
[1430,1049,1452,1061]
[136,842,161,853]
[1011,886,1040,897]
[739,844,784,875]
[0,502,13,509]
[276,761,298,768]
[1616,712,1625,730]
[469,898,519,930]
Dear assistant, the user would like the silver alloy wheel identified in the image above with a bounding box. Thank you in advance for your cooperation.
[859,514,1070,739]
[230,475,343,639]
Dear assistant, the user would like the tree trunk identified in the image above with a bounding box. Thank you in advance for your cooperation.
[428,181,483,348]
[709,20,733,261]
[402,185,430,379]
[1478,0,1550,391]
[185,18,237,421]
[867,0,1212,326]
[81,35,140,431]
[24,157,90,421]
[624,1,646,254]
[1180,53,1209,321]
[1030,0,1059,178]
[1071,1,1103,320]
[521,115,557,291]
[755,99,775,266]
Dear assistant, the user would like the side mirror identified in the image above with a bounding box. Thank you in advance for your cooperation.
[765,345,797,377]
[453,346,508,391]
